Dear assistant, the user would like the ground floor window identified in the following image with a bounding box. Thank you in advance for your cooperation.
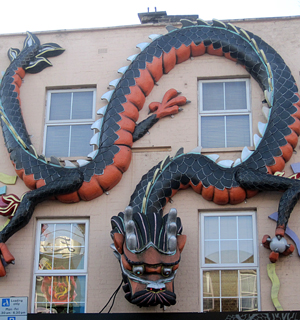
[200,211,259,312]
[32,220,89,314]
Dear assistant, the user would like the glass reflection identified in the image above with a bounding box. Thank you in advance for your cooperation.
[38,223,85,271]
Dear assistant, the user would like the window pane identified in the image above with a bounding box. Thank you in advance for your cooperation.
[220,216,236,239]
[205,241,219,264]
[240,270,257,296]
[241,298,258,311]
[204,216,219,240]
[222,298,239,312]
[203,270,220,297]
[239,240,254,263]
[203,82,224,111]
[34,276,86,314]
[69,125,93,157]
[203,298,220,312]
[72,91,94,120]
[220,240,237,263]
[201,116,225,148]
[225,81,247,110]
[226,115,250,147]
[45,126,70,157]
[221,270,238,297]
[238,215,253,239]
[49,93,72,120]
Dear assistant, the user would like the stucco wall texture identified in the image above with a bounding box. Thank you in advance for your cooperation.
[0,16,300,313]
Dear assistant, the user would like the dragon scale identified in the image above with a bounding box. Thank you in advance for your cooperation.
[0,21,300,246]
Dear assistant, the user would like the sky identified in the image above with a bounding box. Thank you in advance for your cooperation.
[1,0,300,34]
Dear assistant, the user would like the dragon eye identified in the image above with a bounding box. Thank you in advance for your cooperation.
[161,266,172,277]
[132,265,144,276]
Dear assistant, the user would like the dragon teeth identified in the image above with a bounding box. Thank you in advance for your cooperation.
[262,106,270,120]
[233,158,241,167]
[91,118,103,131]
[87,150,98,159]
[136,42,149,51]
[191,146,202,154]
[241,147,253,161]
[64,160,76,167]
[97,105,107,116]
[101,90,114,102]
[90,132,100,147]
[77,159,90,167]
[118,66,128,74]
[205,154,220,162]
[217,160,234,168]
[109,78,121,88]
[264,90,272,106]
[258,122,267,136]
[254,134,262,149]
[127,54,138,62]
[148,34,161,41]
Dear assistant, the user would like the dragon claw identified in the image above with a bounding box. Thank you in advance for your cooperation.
[149,88,188,119]
[262,234,294,263]
[0,243,15,277]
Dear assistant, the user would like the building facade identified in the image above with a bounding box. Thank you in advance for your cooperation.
[0,15,300,314]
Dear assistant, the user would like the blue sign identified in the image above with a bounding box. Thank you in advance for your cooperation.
[0,297,27,320]
[1,300,10,308]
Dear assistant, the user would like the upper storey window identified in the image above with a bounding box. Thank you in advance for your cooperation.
[44,89,96,158]
[198,79,252,149]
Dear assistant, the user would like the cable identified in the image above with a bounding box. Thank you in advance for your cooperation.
[99,279,123,313]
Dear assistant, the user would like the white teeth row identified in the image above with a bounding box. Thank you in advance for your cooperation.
[109,78,121,87]
[127,54,138,62]
[101,90,114,102]
[136,42,150,51]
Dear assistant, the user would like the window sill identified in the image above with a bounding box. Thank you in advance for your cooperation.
[201,146,255,154]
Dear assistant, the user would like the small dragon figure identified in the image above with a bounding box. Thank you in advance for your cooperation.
[0,19,300,308]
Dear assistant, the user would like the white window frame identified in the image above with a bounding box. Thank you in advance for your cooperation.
[32,219,89,314]
[200,211,260,312]
[198,78,253,148]
[43,88,96,158]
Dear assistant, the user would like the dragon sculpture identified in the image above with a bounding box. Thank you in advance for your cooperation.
[0,18,300,308]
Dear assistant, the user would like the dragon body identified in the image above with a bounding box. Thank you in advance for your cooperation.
[0,19,300,305]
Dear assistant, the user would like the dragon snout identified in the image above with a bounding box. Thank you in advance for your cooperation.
[147,282,166,292]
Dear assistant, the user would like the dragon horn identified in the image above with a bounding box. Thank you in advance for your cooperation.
[166,208,178,252]
[124,206,137,251]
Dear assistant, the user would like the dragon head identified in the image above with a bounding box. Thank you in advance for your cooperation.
[111,207,186,307]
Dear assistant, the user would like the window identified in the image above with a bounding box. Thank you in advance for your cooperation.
[44,89,96,158]
[32,220,89,314]
[200,212,259,312]
[198,79,252,148]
